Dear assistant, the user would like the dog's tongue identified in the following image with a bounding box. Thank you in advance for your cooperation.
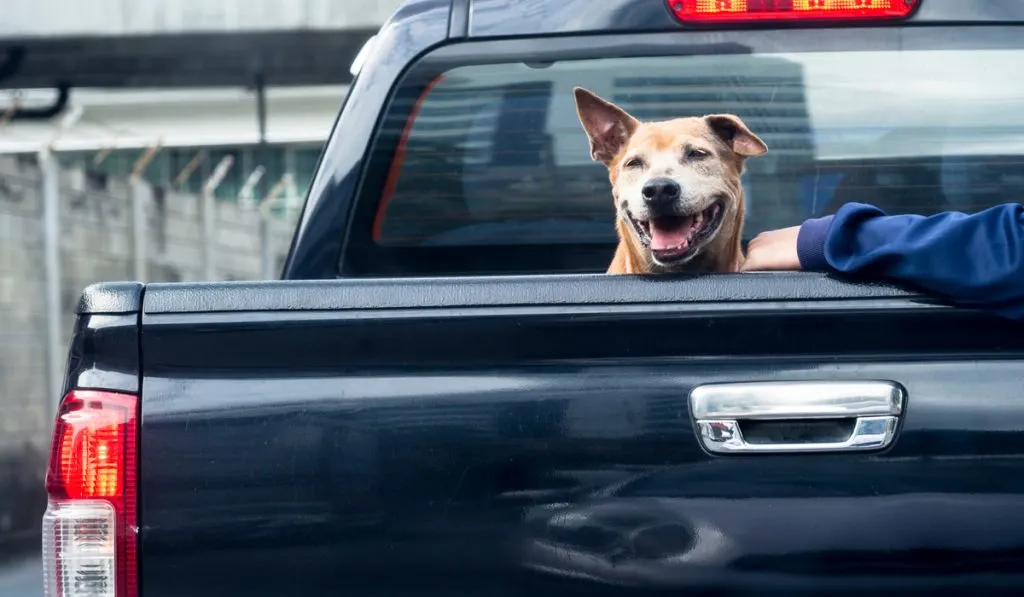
[650,216,694,251]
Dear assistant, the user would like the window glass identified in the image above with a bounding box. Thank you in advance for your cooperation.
[358,48,1024,274]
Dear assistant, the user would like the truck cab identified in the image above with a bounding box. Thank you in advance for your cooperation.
[42,2,1024,597]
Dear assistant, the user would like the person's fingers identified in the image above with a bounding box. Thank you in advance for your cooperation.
[740,233,771,271]
[740,248,764,271]
[741,227,801,271]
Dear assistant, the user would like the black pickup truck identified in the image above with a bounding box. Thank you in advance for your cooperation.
[41,1,1024,596]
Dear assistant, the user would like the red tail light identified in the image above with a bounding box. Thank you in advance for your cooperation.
[43,390,139,597]
[668,0,919,23]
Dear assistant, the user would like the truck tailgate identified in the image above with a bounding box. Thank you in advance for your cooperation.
[138,277,1024,597]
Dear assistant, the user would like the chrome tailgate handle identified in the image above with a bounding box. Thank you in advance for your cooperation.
[690,381,905,454]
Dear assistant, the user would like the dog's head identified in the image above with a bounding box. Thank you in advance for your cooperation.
[573,87,767,269]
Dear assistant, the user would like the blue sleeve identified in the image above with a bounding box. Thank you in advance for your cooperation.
[796,202,1024,319]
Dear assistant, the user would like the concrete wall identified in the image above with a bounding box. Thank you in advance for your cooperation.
[0,154,296,552]
[0,0,405,37]
[0,86,347,153]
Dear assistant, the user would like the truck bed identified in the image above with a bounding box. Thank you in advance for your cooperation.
[71,276,1024,596]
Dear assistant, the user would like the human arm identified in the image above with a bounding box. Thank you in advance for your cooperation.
[743,202,1024,318]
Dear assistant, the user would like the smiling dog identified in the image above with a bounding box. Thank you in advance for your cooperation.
[573,87,768,274]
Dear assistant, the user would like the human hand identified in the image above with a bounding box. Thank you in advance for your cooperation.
[741,226,802,271]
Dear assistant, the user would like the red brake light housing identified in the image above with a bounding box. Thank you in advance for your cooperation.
[43,390,139,597]
[667,0,919,23]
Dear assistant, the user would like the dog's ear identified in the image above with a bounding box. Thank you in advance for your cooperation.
[705,114,768,158]
[574,87,639,166]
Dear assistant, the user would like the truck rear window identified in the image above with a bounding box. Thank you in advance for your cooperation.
[351,47,1024,276]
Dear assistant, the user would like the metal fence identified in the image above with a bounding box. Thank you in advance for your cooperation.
[0,153,298,546]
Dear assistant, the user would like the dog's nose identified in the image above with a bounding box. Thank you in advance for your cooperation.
[641,177,681,211]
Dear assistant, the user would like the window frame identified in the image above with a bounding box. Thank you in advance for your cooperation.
[340,24,1024,278]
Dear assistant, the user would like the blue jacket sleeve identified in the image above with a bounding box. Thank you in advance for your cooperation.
[796,202,1024,318]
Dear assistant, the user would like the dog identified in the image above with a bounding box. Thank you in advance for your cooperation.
[573,87,768,274]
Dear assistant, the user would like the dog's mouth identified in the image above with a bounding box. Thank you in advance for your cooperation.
[627,200,725,264]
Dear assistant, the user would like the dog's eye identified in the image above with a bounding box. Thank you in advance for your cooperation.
[623,156,645,169]
[686,148,710,161]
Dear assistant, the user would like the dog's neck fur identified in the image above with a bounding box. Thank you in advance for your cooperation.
[612,190,746,274]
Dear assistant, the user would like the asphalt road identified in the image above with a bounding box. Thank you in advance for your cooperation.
[0,554,41,597]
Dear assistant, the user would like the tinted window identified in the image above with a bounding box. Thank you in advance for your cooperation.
[350,48,1024,276]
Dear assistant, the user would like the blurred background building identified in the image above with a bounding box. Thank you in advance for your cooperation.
[0,1,403,591]
[0,0,407,200]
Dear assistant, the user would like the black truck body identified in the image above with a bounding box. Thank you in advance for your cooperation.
[53,1,1024,596]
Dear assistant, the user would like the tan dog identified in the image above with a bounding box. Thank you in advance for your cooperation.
[573,87,768,274]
